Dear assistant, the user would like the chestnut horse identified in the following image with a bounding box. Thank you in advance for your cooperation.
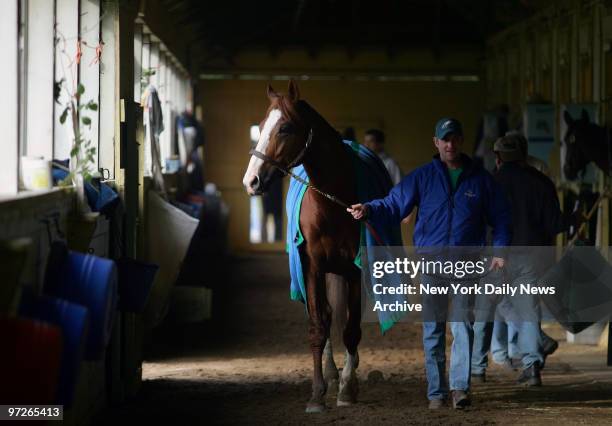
[242,80,362,412]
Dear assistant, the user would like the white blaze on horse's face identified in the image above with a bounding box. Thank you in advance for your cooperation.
[243,108,282,195]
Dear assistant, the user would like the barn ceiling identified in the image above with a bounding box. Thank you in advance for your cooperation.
[159,0,548,71]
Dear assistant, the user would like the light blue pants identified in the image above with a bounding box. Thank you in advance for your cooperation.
[472,256,545,373]
[491,319,519,363]
[421,277,474,400]
[423,321,474,400]
[473,315,519,374]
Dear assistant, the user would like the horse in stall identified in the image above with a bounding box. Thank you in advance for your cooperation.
[562,109,611,180]
[562,109,612,243]
[242,80,363,413]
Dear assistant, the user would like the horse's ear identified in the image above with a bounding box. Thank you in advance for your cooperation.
[581,109,591,123]
[287,79,300,103]
[563,110,574,126]
[267,84,278,101]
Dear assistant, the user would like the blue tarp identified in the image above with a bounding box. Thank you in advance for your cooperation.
[286,140,406,333]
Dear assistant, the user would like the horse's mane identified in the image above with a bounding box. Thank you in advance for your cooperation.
[268,95,302,125]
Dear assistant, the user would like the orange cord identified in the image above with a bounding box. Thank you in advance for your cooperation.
[90,41,104,66]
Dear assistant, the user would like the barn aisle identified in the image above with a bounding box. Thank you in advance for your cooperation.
[97,254,612,425]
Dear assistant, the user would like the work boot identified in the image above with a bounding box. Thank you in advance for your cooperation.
[517,363,542,387]
[541,339,558,369]
[451,390,471,409]
[428,399,446,410]
[509,358,523,370]
[543,339,559,357]
[494,357,519,371]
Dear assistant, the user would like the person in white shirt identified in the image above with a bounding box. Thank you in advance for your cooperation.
[363,129,403,185]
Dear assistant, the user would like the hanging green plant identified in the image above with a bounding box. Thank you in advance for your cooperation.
[56,81,98,187]
[54,27,103,214]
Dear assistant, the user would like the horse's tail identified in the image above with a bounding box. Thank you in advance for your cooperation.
[325,273,348,339]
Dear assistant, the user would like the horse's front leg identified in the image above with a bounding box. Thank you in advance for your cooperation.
[323,273,348,392]
[338,273,361,406]
[305,264,331,413]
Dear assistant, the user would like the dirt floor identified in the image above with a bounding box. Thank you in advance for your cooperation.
[97,254,612,425]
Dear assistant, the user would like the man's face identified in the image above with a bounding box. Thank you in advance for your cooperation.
[364,134,383,153]
[433,133,463,163]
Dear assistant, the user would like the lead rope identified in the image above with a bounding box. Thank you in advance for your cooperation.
[248,131,386,245]
[249,134,501,280]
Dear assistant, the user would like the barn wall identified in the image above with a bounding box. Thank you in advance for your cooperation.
[198,50,486,251]
[484,0,611,247]
[484,0,612,176]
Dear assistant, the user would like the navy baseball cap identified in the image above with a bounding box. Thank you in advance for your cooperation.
[434,118,463,140]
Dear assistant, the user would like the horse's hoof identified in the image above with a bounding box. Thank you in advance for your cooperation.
[305,402,326,413]
[337,376,358,406]
[336,398,355,407]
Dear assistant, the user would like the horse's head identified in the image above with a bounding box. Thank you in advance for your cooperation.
[563,109,593,180]
[243,80,310,195]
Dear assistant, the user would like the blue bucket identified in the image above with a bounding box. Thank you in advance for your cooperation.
[47,251,117,360]
[18,292,89,407]
[116,258,159,313]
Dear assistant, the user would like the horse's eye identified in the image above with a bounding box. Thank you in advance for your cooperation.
[278,123,294,134]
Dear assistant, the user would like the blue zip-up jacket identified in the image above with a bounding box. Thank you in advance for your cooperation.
[365,154,511,248]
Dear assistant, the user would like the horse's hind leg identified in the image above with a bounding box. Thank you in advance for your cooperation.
[305,266,331,413]
[338,274,361,407]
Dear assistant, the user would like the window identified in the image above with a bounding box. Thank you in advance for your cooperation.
[53,0,104,176]
[0,0,19,194]
[0,0,113,195]
[133,24,142,102]
[79,0,101,172]
[136,24,192,176]
[53,0,79,161]
[99,0,118,179]
[149,40,160,88]
[25,0,54,160]
[0,1,190,195]
[18,0,27,158]
[158,50,170,170]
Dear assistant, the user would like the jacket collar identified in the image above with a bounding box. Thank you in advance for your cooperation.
[432,153,477,195]
[432,153,475,176]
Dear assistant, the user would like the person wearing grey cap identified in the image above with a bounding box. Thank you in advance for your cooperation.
[348,117,511,410]
[471,133,565,387]
[504,130,550,176]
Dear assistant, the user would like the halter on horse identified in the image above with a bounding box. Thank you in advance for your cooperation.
[243,80,363,413]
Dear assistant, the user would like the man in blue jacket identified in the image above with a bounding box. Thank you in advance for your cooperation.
[348,118,511,409]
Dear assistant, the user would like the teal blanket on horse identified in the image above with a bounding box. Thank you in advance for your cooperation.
[286,140,406,333]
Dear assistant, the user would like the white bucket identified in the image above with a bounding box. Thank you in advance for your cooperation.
[20,156,52,190]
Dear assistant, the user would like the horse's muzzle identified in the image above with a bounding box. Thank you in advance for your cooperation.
[244,174,262,195]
